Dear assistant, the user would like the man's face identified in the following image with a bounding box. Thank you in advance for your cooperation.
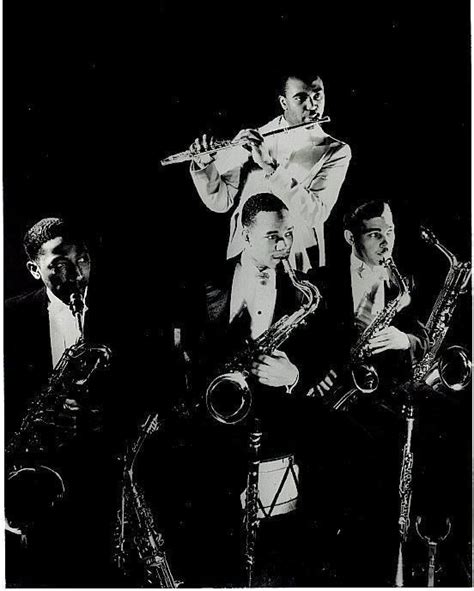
[347,205,396,268]
[244,209,294,269]
[279,76,325,126]
[27,236,91,303]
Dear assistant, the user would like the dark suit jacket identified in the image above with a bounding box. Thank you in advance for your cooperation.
[192,257,330,395]
[309,260,429,389]
[4,279,141,444]
[183,256,333,460]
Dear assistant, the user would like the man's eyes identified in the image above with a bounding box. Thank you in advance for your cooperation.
[266,232,293,240]
[294,93,322,104]
[51,261,68,272]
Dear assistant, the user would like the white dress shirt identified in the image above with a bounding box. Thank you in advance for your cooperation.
[47,288,87,367]
[191,115,351,270]
[350,254,389,324]
[229,251,277,340]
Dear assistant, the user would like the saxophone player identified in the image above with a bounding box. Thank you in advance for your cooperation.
[312,200,429,396]
[5,217,92,436]
[4,217,119,587]
[306,199,430,585]
[166,192,331,586]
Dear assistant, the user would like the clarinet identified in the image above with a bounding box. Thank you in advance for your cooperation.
[395,401,415,587]
[244,419,262,587]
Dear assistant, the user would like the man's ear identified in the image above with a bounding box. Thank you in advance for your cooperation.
[26,260,42,281]
[279,95,287,111]
[243,228,250,243]
[344,229,354,247]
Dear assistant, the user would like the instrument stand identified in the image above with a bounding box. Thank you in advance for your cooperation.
[415,516,451,587]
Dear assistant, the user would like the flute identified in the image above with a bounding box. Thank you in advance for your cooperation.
[160,116,331,166]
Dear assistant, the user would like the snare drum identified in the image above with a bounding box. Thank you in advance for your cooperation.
[241,454,300,519]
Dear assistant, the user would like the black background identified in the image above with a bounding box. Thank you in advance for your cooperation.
[3,2,472,586]
[4,0,471,338]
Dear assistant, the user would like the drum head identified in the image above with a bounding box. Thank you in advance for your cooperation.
[241,454,300,519]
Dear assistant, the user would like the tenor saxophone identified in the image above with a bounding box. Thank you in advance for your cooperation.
[5,292,111,535]
[205,258,322,425]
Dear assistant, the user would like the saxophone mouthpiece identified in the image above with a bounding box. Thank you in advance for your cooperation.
[68,291,84,317]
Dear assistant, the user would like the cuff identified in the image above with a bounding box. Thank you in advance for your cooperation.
[285,368,300,394]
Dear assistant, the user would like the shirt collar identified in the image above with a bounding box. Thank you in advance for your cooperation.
[240,251,276,283]
[47,287,88,313]
[350,253,388,282]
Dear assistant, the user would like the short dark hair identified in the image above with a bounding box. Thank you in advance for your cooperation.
[343,200,391,236]
[241,193,288,228]
[277,71,324,97]
[23,217,83,261]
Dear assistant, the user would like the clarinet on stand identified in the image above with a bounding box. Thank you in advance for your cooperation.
[395,398,415,587]
[243,419,262,587]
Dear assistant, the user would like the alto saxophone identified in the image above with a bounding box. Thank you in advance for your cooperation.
[206,258,322,425]
[5,291,111,536]
[412,226,471,391]
[113,413,180,588]
[310,257,410,410]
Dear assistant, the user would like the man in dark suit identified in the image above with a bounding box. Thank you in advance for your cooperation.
[306,200,430,585]
[4,217,126,587]
[311,199,428,399]
[157,193,336,587]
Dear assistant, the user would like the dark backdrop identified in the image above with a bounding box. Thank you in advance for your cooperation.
[4,0,471,339]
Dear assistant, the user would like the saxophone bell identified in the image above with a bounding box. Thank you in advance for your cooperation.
[6,465,66,533]
[5,338,112,535]
[423,345,472,393]
[206,372,253,425]
[351,362,379,394]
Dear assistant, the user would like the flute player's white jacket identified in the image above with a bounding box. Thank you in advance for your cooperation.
[190,115,351,271]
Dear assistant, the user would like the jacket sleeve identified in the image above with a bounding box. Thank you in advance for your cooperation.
[266,142,352,226]
[393,275,429,363]
[189,157,244,213]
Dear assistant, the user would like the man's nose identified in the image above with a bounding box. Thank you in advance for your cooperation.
[73,264,84,281]
[275,237,286,250]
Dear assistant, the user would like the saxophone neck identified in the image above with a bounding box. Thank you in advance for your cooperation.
[421,225,458,268]
[281,258,321,310]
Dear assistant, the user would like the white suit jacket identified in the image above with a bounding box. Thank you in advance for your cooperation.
[191,115,351,270]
